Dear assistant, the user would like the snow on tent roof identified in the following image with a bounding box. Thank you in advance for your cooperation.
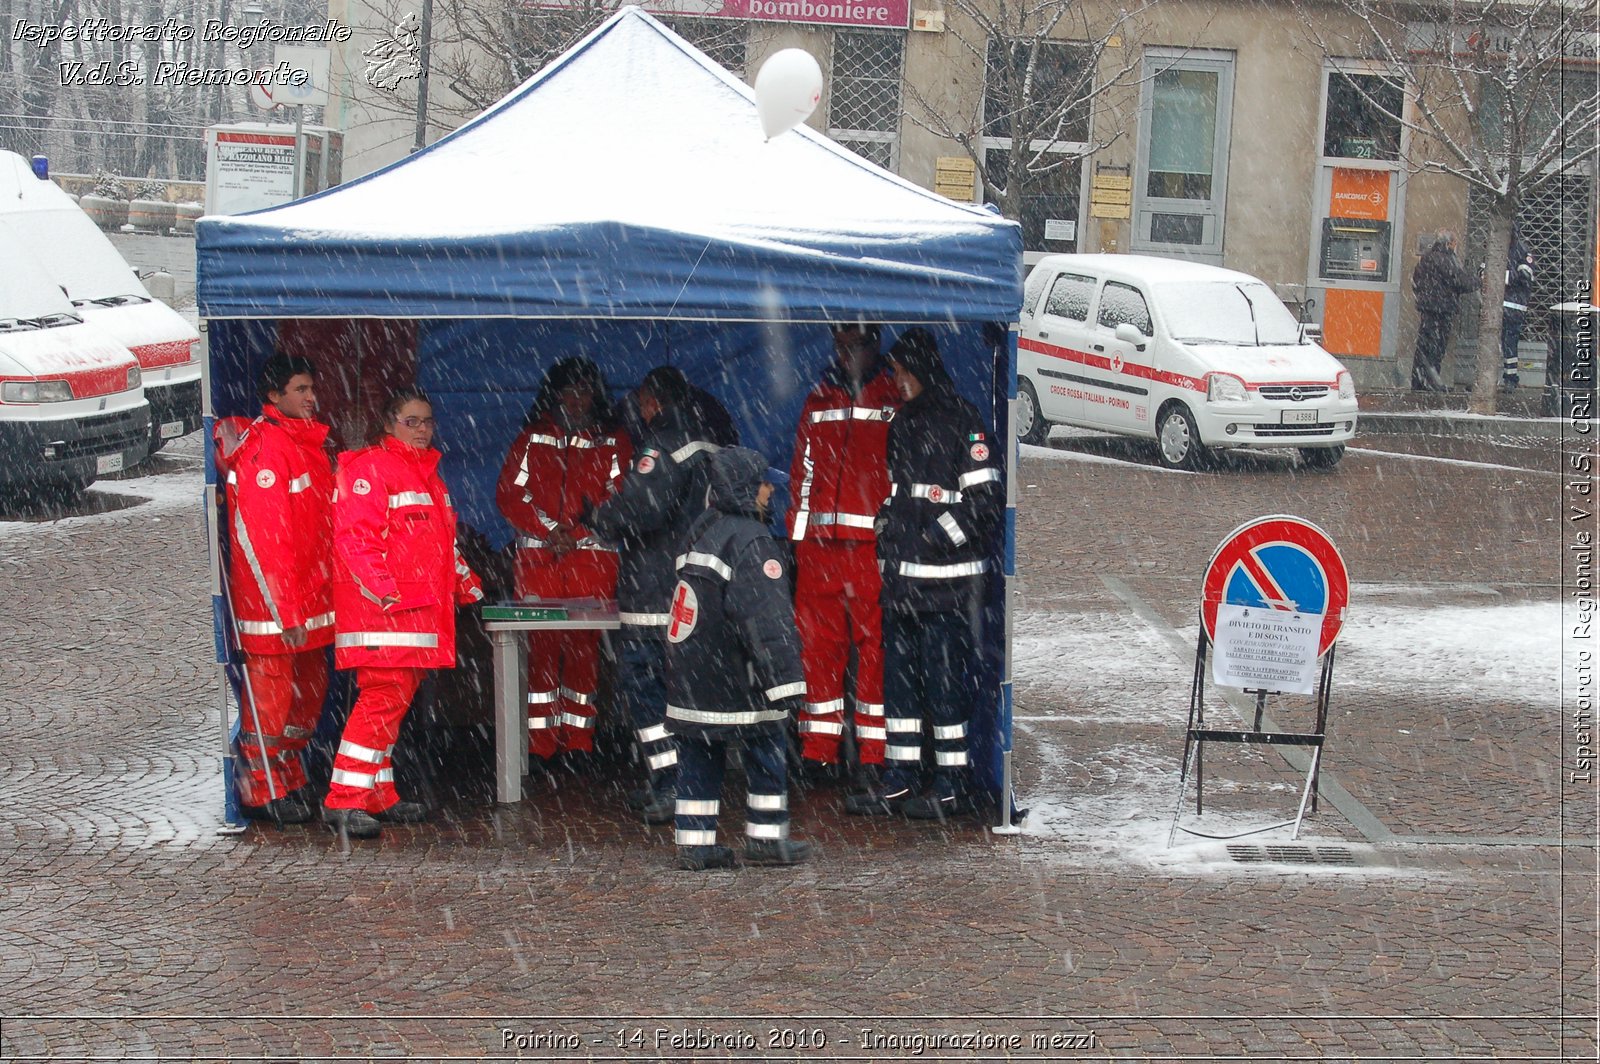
[196,5,1021,322]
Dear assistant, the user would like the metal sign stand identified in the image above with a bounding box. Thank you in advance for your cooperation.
[1167,628,1336,845]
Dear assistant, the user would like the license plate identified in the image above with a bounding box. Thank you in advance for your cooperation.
[1281,409,1320,424]
[96,453,124,474]
[160,420,184,439]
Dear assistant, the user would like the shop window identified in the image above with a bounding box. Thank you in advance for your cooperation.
[981,38,1092,253]
[828,30,903,169]
[1322,72,1402,161]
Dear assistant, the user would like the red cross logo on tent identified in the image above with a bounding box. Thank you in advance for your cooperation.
[667,581,698,643]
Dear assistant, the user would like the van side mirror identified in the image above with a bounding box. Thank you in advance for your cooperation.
[1114,322,1147,349]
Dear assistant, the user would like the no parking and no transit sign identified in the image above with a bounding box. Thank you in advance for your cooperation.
[1200,515,1349,693]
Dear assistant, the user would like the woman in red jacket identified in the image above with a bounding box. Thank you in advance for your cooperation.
[323,389,483,838]
[495,358,630,759]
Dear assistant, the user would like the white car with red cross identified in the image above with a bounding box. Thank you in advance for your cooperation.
[1016,255,1359,470]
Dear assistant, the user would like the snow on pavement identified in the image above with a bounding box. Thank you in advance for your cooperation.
[1012,597,1558,872]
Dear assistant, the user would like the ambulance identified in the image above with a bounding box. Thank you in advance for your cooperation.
[0,230,150,502]
[1017,255,1358,470]
[0,151,200,456]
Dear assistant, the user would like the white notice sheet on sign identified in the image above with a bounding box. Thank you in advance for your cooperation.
[1211,604,1322,694]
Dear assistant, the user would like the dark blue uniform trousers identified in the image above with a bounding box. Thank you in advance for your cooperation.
[881,606,977,797]
[673,727,790,847]
[618,637,677,787]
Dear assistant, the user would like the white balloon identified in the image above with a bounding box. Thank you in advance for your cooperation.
[754,48,823,141]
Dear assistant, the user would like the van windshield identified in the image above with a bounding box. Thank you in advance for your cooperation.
[1156,281,1304,346]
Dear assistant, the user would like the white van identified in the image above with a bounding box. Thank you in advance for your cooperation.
[0,151,200,455]
[1017,255,1358,470]
[0,232,150,501]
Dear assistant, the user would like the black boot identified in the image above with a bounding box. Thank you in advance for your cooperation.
[638,785,677,825]
[843,783,914,817]
[744,837,812,865]
[372,801,429,824]
[902,787,971,821]
[321,806,381,839]
[241,793,314,825]
[676,844,738,871]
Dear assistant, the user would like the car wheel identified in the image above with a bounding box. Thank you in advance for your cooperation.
[1156,404,1207,471]
[1016,378,1051,446]
[1299,444,1345,470]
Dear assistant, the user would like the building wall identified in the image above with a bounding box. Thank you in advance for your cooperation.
[322,0,1588,389]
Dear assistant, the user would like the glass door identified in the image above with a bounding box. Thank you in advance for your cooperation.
[1132,49,1234,264]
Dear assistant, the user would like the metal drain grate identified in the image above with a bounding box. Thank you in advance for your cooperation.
[1228,844,1359,865]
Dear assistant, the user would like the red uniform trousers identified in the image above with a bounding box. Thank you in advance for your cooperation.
[794,537,887,764]
[238,648,329,802]
[517,546,617,757]
[323,666,426,812]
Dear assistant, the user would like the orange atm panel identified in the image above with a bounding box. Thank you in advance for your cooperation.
[1322,288,1384,358]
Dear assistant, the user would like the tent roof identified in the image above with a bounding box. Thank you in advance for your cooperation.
[195,6,1020,323]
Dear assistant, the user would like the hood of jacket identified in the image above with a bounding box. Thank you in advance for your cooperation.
[707,446,767,516]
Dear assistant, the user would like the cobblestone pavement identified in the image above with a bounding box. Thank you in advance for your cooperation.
[0,427,1595,1062]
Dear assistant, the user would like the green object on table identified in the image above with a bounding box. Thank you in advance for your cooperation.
[482,604,570,622]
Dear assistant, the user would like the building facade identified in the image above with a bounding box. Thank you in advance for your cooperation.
[323,0,1598,389]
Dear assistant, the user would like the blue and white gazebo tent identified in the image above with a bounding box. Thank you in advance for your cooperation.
[196,6,1024,821]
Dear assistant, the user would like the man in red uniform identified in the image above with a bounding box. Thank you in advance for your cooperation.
[224,353,336,825]
[324,389,483,838]
[788,322,901,772]
[496,358,630,758]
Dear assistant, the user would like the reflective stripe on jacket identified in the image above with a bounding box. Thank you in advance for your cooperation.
[224,406,336,655]
[665,508,805,734]
[787,366,901,543]
[332,436,483,670]
[877,385,1003,613]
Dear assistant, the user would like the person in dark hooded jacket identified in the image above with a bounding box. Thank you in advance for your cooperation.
[846,327,1003,821]
[664,446,812,870]
[1410,229,1477,391]
[586,366,719,822]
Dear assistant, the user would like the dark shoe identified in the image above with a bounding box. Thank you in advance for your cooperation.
[371,801,429,824]
[638,786,677,825]
[676,844,738,871]
[322,806,381,839]
[902,791,970,821]
[793,759,841,793]
[624,783,653,810]
[843,785,913,817]
[241,793,314,825]
[1502,374,1521,389]
[744,837,812,865]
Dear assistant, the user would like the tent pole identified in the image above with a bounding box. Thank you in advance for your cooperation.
[203,322,246,832]
[993,323,1022,834]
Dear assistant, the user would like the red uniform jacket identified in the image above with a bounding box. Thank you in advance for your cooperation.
[332,436,483,670]
[787,365,901,542]
[224,406,336,655]
[495,415,631,594]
